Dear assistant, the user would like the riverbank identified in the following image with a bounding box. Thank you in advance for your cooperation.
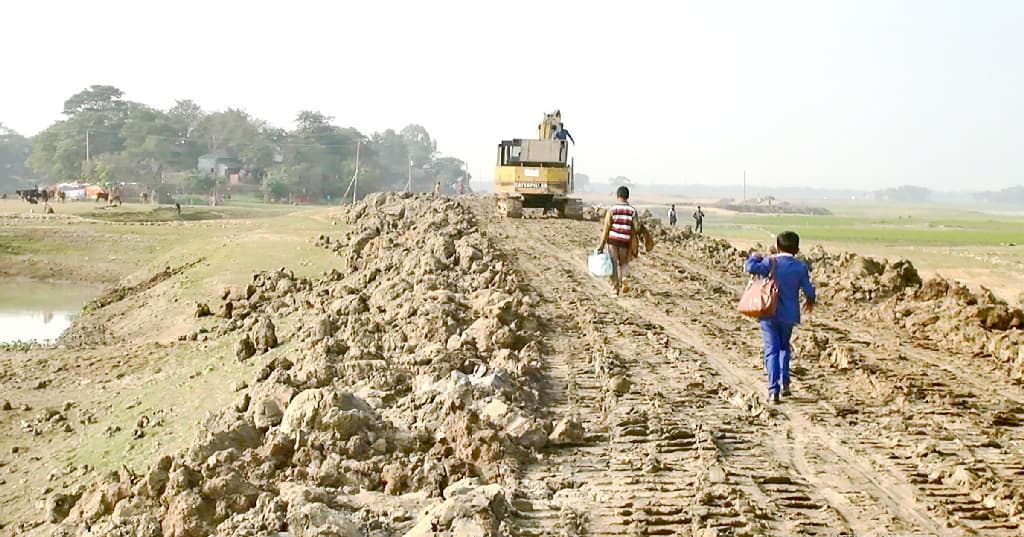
[0,200,346,532]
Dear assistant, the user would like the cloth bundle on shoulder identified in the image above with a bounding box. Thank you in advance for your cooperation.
[588,250,614,278]
[738,257,779,317]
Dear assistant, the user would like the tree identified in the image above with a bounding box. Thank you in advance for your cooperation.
[0,124,35,189]
[879,185,930,202]
[400,124,436,166]
[274,112,358,199]
[195,109,277,174]
[428,157,467,192]
[612,175,632,186]
[167,99,205,135]
[63,85,125,116]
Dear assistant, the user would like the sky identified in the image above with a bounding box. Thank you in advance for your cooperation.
[2,0,1022,191]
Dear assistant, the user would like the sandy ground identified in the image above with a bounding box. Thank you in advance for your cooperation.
[2,196,1023,535]
[465,198,1024,536]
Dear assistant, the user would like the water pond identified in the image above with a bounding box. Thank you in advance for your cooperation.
[0,280,100,344]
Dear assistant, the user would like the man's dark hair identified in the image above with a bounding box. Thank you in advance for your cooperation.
[777,231,800,254]
[616,186,630,199]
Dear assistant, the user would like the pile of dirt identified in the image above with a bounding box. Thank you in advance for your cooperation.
[48,193,551,537]
[802,246,922,302]
[886,278,1024,369]
[652,232,1023,377]
[798,246,1023,374]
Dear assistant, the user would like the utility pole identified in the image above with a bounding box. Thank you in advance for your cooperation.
[85,129,90,164]
[743,170,746,203]
[406,159,413,192]
[352,140,361,204]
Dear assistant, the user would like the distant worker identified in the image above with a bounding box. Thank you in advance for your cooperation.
[597,186,638,297]
[693,206,705,233]
[553,124,575,144]
[456,181,465,196]
[434,181,441,195]
[175,202,181,215]
[668,204,677,226]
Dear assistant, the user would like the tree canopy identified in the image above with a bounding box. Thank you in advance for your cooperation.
[12,85,468,200]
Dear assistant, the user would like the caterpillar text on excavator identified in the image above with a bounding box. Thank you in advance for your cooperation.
[494,110,582,218]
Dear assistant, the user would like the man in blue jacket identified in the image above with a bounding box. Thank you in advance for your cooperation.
[745,231,816,404]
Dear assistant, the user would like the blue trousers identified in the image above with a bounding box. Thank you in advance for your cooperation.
[760,319,794,395]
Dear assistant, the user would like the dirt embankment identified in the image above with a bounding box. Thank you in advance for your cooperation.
[41,193,570,537]
[17,194,1024,537]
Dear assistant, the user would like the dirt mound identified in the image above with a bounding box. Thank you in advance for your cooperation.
[49,193,548,536]
[58,259,205,348]
[802,246,923,302]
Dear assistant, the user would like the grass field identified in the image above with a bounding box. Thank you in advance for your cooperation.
[688,201,1024,304]
[0,198,350,502]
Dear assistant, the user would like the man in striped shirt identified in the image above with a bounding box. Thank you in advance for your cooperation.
[597,186,639,296]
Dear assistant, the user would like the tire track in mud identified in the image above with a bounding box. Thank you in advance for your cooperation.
[531,225,940,537]
[633,232,1024,535]
[471,206,852,536]
[643,242,1024,537]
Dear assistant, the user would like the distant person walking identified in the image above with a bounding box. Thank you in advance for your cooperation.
[693,206,705,233]
[434,181,442,195]
[597,186,639,297]
[745,231,816,404]
[668,204,677,226]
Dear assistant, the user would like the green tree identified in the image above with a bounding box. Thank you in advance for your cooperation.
[195,109,277,174]
[275,112,360,199]
[0,124,35,189]
[167,99,207,169]
[400,124,436,166]
[428,157,467,192]
[63,85,125,116]
[879,185,930,202]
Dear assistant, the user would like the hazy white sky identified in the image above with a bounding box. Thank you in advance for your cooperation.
[2,0,1022,190]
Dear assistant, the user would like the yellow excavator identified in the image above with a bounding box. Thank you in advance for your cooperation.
[494,110,582,218]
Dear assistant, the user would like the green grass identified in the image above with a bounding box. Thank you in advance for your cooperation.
[711,212,1024,247]
[698,201,1024,304]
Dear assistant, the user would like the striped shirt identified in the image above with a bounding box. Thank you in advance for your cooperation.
[607,203,637,245]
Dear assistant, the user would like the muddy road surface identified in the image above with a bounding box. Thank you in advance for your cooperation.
[465,198,1024,537]
[9,194,1024,537]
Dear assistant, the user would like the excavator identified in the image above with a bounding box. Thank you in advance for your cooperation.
[494,110,582,218]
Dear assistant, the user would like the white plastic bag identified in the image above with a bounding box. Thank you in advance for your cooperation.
[588,250,614,278]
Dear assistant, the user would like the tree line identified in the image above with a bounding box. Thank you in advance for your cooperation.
[0,85,469,201]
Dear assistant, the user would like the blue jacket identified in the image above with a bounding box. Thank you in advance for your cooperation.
[745,253,816,325]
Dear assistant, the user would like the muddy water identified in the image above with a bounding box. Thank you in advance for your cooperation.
[0,280,99,344]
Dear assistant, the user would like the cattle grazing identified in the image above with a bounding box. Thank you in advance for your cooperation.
[16,188,48,204]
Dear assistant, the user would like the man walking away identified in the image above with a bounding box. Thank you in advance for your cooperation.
[693,206,705,233]
[597,186,638,296]
[745,231,816,404]
[669,204,677,226]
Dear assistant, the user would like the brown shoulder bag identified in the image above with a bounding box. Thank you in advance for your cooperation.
[738,257,779,318]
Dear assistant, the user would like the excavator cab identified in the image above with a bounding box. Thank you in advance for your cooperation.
[493,111,581,218]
